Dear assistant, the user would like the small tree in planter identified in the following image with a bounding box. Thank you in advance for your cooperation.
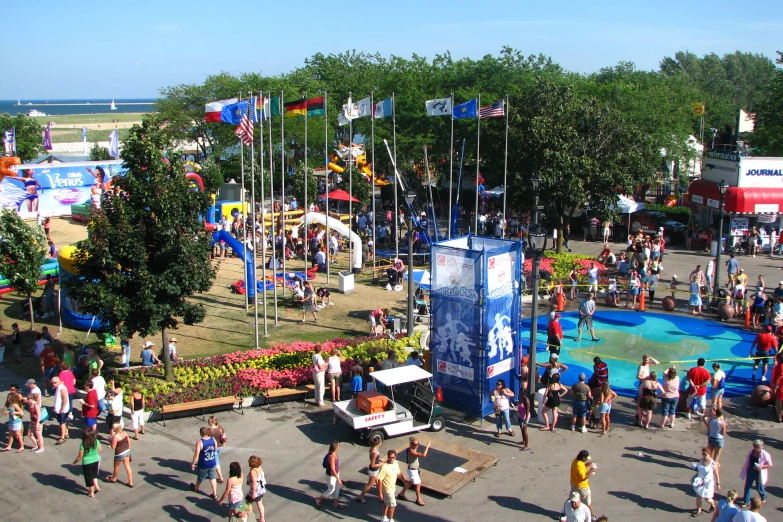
[0,208,47,329]
[64,116,216,381]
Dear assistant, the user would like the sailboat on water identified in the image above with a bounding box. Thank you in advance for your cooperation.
[110,99,117,110]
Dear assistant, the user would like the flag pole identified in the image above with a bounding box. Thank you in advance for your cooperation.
[370,91,376,262]
[280,90,286,294]
[474,94,481,235]
[392,91,399,259]
[348,92,354,271]
[324,91,330,285]
[249,93,259,347]
[502,94,509,238]
[258,91,268,337]
[239,92,248,312]
[448,92,454,239]
[268,92,279,324]
[304,91,309,276]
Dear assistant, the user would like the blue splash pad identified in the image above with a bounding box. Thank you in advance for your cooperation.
[521,311,757,398]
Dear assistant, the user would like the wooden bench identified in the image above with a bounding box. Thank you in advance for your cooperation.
[158,396,243,426]
[263,386,313,410]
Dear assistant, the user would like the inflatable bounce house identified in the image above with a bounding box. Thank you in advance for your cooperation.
[0,257,59,296]
[327,144,390,186]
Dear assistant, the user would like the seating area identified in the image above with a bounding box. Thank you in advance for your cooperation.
[158,396,243,426]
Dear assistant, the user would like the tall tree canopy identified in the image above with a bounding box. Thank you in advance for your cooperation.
[752,51,783,156]
[0,208,47,327]
[64,115,216,380]
[0,114,44,162]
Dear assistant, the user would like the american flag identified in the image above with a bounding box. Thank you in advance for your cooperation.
[234,99,254,146]
[479,100,505,119]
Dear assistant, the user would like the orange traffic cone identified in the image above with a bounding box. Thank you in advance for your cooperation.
[556,287,565,311]
[639,283,646,312]
[436,385,444,402]
[744,305,751,330]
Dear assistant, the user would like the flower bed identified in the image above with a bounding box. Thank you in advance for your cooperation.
[115,333,421,411]
[523,251,609,289]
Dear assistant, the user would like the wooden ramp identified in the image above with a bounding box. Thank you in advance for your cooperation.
[394,439,498,498]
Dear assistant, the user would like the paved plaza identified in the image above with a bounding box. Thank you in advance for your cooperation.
[0,239,780,521]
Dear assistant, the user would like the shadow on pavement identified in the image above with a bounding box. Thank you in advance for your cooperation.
[138,470,189,491]
[626,446,692,463]
[184,494,221,517]
[729,430,783,452]
[152,456,193,474]
[162,504,212,522]
[488,495,561,519]
[658,481,694,496]
[622,452,676,468]
[608,489,687,513]
[32,471,84,495]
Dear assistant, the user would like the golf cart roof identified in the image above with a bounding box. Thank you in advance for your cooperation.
[371,366,433,386]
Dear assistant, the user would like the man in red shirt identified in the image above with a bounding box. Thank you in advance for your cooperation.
[773,358,783,423]
[82,380,99,432]
[547,313,564,356]
[751,325,778,382]
[686,358,711,419]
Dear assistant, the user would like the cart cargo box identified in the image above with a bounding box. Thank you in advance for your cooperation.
[357,391,389,414]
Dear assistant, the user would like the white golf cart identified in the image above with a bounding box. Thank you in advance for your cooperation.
[333,365,445,446]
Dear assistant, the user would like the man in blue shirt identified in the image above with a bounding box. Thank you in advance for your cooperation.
[726,254,739,288]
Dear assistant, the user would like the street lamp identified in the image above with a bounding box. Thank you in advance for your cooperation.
[527,174,546,396]
[405,190,416,334]
[712,180,728,308]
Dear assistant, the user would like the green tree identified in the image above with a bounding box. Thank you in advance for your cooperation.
[752,51,783,156]
[0,208,47,328]
[506,78,653,253]
[64,115,216,380]
[0,114,44,162]
[88,143,111,161]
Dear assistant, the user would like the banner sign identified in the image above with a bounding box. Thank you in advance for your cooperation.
[431,237,522,418]
[1,160,124,218]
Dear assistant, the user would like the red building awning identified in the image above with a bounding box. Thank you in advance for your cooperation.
[687,179,783,215]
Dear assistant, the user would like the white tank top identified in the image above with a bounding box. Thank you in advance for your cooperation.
[54,383,70,413]
[327,356,342,374]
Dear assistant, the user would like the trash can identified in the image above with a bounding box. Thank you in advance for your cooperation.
[710,238,726,257]
[338,270,354,294]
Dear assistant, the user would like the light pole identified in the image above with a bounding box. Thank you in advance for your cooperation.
[712,180,728,308]
[527,175,546,395]
[405,190,416,334]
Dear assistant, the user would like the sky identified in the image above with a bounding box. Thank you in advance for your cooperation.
[4,0,780,99]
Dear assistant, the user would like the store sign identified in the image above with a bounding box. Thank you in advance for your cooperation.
[486,358,513,378]
[691,194,704,204]
[436,359,475,381]
[758,214,776,223]
[707,199,720,209]
[731,217,749,231]
[706,150,740,162]
[738,158,783,188]
[755,204,779,214]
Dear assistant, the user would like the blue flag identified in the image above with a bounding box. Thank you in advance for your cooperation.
[109,130,119,158]
[220,99,259,125]
[82,126,87,142]
[453,99,477,119]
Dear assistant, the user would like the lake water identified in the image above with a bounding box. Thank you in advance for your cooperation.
[0,98,156,116]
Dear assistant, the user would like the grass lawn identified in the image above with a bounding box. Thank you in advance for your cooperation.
[51,128,132,144]
[41,112,151,126]
[3,217,418,379]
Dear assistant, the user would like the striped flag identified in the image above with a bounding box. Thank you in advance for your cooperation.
[479,100,505,119]
[234,99,254,146]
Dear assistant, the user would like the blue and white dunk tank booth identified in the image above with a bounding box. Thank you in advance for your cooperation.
[430,236,522,419]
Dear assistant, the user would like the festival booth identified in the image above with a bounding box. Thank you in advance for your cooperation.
[430,235,522,418]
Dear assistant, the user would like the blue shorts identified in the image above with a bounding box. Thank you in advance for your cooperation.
[573,401,589,419]
[44,366,58,381]
[56,412,69,425]
[661,397,678,416]
[85,417,97,428]
[711,388,724,399]
[708,436,724,449]
[599,402,611,414]
[630,288,640,296]
[196,466,217,482]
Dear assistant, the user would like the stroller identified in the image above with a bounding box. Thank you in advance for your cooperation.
[386,267,403,291]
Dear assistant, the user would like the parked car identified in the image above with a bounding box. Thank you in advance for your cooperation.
[614,210,686,245]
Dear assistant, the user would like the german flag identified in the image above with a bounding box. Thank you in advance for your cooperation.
[284,97,324,118]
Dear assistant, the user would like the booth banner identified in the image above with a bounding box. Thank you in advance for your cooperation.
[1,160,124,218]
[483,243,521,387]
[432,250,478,302]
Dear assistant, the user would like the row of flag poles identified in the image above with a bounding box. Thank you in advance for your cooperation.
[204,92,508,347]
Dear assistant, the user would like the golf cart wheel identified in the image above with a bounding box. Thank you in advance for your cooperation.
[430,416,445,432]
[367,430,384,446]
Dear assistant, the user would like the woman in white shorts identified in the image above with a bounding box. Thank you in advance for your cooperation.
[130,385,145,440]
[398,437,431,506]
[326,350,345,402]
[357,441,383,503]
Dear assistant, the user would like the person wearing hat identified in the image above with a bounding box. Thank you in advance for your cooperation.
[568,450,597,521]
[140,341,159,367]
[570,373,592,433]
[750,325,778,382]
[166,338,179,362]
[548,313,564,356]
[774,281,783,301]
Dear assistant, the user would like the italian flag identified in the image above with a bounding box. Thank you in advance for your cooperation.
[205,98,238,122]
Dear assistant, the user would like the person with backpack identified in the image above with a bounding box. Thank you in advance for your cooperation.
[315,441,344,509]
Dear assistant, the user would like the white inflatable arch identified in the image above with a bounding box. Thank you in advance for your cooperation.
[301,212,362,270]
